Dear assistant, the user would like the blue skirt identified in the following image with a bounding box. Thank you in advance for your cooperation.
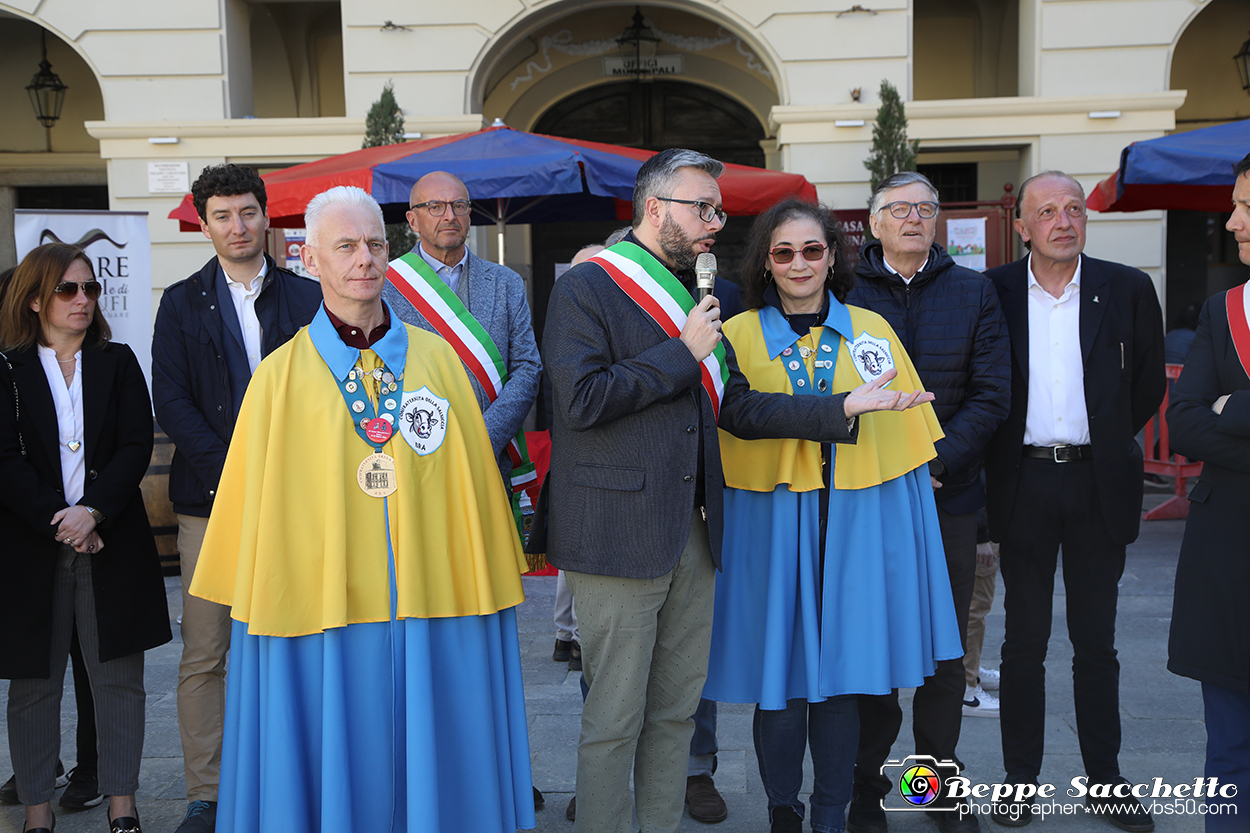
[705,468,963,709]
[216,610,535,832]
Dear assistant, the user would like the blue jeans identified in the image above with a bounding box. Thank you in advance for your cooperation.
[755,696,858,833]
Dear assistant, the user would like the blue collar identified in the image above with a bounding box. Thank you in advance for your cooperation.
[758,291,854,360]
[308,301,408,381]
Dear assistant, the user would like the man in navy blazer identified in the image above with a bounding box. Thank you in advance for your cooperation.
[153,164,322,833]
[382,171,540,488]
[983,172,1164,831]
[1167,152,1250,830]
[536,148,933,833]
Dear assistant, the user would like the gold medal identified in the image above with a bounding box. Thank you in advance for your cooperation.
[357,452,397,497]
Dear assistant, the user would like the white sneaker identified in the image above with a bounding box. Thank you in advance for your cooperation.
[978,665,1000,691]
[963,685,1000,718]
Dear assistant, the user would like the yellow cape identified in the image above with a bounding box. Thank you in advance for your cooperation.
[190,324,527,637]
[720,306,943,492]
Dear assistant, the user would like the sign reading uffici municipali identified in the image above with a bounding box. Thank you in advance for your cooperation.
[14,209,154,393]
[602,55,684,77]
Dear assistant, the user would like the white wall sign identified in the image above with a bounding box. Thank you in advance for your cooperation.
[602,55,683,77]
[947,217,988,271]
[147,162,190,194]
[14,210,154,393]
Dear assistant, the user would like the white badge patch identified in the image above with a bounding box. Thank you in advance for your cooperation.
[847,332,895,385]
[398,386,450,456]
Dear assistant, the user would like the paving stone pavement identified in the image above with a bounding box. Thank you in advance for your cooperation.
[0,492,1213,832]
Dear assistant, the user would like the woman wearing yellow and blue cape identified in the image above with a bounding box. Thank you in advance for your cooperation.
[702,200,962,833]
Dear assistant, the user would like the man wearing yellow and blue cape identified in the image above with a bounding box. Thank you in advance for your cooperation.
[190,186,534,833]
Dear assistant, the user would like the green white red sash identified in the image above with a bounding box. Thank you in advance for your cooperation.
[1227,284,1250,380]
[386,253,540,513]
[590,241,729,421]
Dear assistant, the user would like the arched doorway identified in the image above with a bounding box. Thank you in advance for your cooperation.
[529,80,766,385]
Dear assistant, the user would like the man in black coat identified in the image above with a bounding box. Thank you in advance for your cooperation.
[535,148,933,833]
[846,171,1009,833]
[151,164,321,833]
[1166,151,1250,831]
[983,171,1164,831]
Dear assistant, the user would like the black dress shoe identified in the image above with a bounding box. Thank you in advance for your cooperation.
[846,785,888,833]
[567,642,583,672]
[553,638,573,662]
[109,814,141,833]
[771,805,803,833]
[566,796,576,821]
[990,794,1032,827]
[1085,779,1155,832]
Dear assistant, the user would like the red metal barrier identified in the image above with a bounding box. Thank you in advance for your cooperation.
[1142,363,1202,520]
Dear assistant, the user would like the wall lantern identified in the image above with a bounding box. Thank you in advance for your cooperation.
[1236,31,1250,95]
[27,31,68,128]
[616,7,660,78]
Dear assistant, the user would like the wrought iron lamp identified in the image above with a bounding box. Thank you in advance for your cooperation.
[1236,31,1250,94]
[27,31,68,128]
[616,6,660,78]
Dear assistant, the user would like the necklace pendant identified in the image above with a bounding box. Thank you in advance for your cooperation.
[67,441,81,452]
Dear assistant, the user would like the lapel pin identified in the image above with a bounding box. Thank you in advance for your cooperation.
[1092,295,1100,303]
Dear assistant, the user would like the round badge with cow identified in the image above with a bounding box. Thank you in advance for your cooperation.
[847,332,895,385]
[398,386,450,456]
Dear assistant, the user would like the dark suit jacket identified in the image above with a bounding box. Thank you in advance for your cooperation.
[1166,291,1250,691]
[533,246,858,580]
[0,338,172,678]
[984,255,1165,546]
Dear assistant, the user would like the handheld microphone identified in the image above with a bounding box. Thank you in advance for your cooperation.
[695,253,717,302]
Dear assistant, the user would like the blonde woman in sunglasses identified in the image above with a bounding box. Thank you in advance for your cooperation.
[0,243,170,833]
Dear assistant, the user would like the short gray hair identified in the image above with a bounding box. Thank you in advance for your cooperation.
[633,148,724,226]
[869,171,939,215]
[304,186,385,247]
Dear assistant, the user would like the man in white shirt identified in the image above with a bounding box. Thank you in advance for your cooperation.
[984,171,1165,831]
[152,164,322,833]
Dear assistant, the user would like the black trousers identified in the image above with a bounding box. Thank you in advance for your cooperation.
[854,505,977,796]
[997,457,1124,784]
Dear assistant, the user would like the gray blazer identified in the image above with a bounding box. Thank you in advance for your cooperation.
[533,255,859,580]
[383,248,541,485]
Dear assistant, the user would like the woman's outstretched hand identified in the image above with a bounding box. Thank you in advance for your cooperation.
[844,368,935,418]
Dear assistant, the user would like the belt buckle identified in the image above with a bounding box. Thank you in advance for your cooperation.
[1052,445,1075,463]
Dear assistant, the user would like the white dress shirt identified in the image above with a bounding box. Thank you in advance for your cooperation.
[1023,254,1090,446]
[418,244,468,295]
[882,254,929,285]
[37,345,86,505]
[225,260,268,374]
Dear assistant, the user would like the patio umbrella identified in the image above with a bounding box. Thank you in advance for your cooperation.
[1087,118,1250,213]
[168,124,818,263]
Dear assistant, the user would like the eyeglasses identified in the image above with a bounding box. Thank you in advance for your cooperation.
[53,280,102,301]
[409,200,472,217]
[769,244,828,264]
[656,197,727,225]
[880,200,939,220]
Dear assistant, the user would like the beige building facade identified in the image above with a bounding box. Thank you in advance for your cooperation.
[0,0,1247,318]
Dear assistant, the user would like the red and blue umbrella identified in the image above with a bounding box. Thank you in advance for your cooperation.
[1087,118,1250,213]
[169,125,817,261]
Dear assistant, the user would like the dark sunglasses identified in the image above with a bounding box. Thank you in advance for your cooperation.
[769,244,828,264]
[54,280,103,301]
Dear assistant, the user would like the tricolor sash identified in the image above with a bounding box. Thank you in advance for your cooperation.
[1227,284,1250,380]
[386,253,541,544]
[590,241,730,421]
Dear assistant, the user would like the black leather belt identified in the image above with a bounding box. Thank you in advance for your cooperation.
[1022,444,1093,463]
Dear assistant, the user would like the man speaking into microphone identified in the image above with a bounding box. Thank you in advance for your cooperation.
[533,148,936,833]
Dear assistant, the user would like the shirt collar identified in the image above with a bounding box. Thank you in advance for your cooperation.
[1026,252,1082,296]
[418,242,467,274]
[882,253,928,282]
[309,301,407,382]
[220,258,268,292]
[758,290,853,360]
